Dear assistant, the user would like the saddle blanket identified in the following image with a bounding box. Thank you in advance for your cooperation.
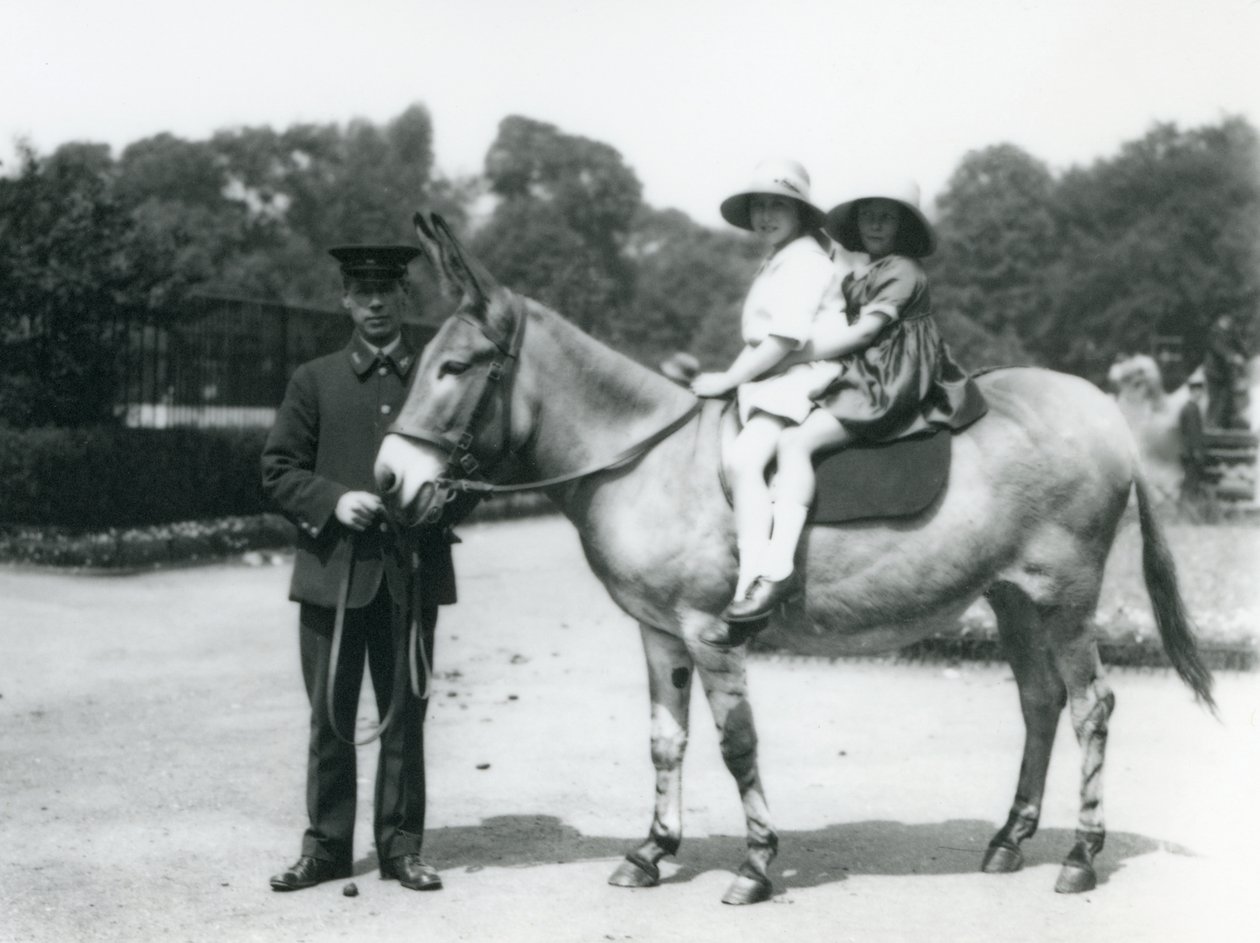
[718,404,953,525]
[809,429,950,525]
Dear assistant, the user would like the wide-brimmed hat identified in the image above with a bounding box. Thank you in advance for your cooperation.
[824,179,936,258]
[720,158,826,232]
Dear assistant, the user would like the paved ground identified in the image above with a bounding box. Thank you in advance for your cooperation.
[1,516,1257,943]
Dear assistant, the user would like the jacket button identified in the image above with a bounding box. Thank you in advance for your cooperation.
[380,404,392,414]
[378,366,388,376]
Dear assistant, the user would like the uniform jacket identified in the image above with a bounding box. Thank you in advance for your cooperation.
[261,333,458,609]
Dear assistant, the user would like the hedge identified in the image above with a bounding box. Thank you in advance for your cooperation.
[0,426,270,527]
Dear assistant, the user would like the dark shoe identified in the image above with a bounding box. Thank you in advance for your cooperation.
[383,854,443,891]
[269,855,351,891]
[699,615,769,649]
[722,572,802,623]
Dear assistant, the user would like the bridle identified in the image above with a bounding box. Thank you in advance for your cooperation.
[340,305,701,747]
[388,307,703,521]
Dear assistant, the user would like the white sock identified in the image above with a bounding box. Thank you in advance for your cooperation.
[734,542,764,597]
[762,502,809,581]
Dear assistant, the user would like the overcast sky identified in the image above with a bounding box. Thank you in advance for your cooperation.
[4,0,1257,226]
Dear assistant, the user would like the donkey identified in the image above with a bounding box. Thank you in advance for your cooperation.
[375,213,1215,905]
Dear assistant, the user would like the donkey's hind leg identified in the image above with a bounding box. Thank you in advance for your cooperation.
[1050,626,1114,893]
[983,582,1068,875]
[609,624,694,889]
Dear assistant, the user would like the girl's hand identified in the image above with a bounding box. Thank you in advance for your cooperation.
[690,372,734,398]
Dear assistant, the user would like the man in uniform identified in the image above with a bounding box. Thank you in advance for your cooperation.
[262,245,459,893]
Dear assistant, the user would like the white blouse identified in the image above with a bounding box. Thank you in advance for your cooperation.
[740,236,841,349]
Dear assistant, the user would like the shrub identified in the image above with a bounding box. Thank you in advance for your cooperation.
[0,426,270,527]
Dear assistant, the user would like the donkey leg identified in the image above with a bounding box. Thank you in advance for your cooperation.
[982,583,1067,874]
[1051,636,1114,894]
[609,624,694,889]
[688,631,777,905]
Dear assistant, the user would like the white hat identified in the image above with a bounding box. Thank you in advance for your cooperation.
[825,178,937,258]
[720,158,826,232]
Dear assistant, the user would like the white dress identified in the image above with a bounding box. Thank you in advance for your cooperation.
[737,235,845,424]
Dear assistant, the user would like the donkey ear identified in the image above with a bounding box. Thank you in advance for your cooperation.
[412,212,514,345]
[430,214,499,303]
[412,211,463,303]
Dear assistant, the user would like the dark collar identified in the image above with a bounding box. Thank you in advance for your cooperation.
[348,333,414,377]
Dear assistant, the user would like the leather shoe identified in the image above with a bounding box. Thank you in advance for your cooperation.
[699,616,768,649]
[722,571,802,623]
[269,855,351,891]
[383,854,443,891]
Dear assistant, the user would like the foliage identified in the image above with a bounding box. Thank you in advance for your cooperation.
[1042,118,1260,384]
[929,118,1260,386]
[0,515,296,569]
[0,143,134,427]
[3,106,1255,435]
[473,116,642,338]
[618,207,760,369]
[0,426,270,526]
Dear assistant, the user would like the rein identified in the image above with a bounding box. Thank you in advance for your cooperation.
[439,399,702,497]
[396,308,703,514]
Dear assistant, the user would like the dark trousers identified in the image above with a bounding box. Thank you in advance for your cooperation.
[298,582,437,865]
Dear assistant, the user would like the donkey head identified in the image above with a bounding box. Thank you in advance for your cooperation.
[374,213,525,526]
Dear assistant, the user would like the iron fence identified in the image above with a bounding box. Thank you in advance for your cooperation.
[113,295,436,428]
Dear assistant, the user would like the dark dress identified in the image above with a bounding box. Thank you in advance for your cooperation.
[815,255,987,441]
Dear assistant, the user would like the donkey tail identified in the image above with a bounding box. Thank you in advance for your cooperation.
[1134,474,1217,713]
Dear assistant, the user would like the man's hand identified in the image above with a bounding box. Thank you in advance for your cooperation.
[690,372,734,398]
[335,491,384,531]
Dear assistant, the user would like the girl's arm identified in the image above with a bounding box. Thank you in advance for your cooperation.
[780,311,888,367]
[691,335,796,397]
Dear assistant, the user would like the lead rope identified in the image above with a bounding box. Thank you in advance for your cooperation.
[326,530,427,747]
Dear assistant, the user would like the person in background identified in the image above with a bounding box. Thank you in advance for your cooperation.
[1204,314,1248,429]
[1178,368,1213,519]
[261,245,461,894]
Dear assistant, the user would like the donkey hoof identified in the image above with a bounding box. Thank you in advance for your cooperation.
[981,844,1023,874]
[608,855,660,888]
[721,874,773,905]
[1054,863,1097,894]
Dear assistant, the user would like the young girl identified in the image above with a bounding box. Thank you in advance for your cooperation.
[708,179,987,638]
[689,158,846,641]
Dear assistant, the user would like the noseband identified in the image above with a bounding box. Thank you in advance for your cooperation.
[388,310,527,523]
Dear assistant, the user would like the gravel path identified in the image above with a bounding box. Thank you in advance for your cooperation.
[1,516,1257,943]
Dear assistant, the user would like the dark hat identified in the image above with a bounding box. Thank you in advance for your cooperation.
[329,244,421,280]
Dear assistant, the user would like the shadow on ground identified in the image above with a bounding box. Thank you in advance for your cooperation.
[354,814,1190,892]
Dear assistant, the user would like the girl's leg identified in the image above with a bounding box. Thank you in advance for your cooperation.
[761,410,852,580]
[728,414,789,598]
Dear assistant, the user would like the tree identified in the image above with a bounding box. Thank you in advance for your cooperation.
[0,142,132,426]
[474,116,642,337]
[620,206,760,368]
[1043,118,1260,381]
[931,144,1057,349]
